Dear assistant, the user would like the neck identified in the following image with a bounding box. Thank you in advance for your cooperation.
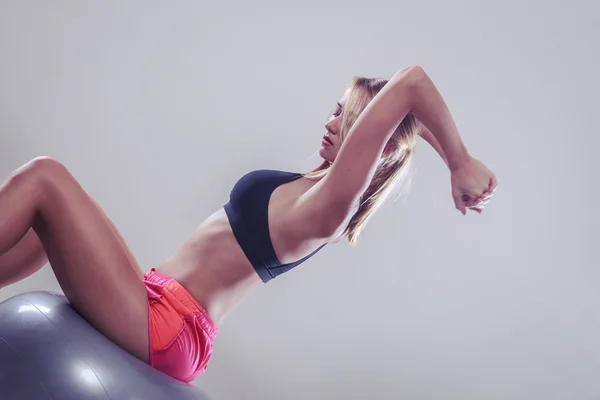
[305,160,331,178]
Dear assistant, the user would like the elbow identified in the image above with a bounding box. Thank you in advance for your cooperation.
[409,66,428,87]
[392,65,427,86]
[395,66,429,104]
[389,65,428,109]
[405,64,426,75]
[409,65,426,75]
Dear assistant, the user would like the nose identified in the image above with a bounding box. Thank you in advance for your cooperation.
[325,117,340,135]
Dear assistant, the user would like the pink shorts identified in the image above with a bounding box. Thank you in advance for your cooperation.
[143,268,218,383]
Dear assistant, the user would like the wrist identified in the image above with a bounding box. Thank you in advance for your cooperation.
[447,146,470,172]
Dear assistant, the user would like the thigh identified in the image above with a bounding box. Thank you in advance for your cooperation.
[31,159,151,362]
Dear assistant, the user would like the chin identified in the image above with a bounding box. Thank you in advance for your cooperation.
[318,147,335,163]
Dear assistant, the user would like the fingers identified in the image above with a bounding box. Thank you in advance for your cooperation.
[475,198,492,208]
[457,194,480,214]
[463,195,485,209]
[469,178,498,208]
[474,192,494,206]
[454,194,467,215]
[479,183,497,200]
[467,191,495,214]
[454,175,498,215]
[459,191,495,215]
[477,177,497,201]
[477,176,498,197]
[489,175,498,192]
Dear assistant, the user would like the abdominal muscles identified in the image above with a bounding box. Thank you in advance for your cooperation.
[155,208,263,327]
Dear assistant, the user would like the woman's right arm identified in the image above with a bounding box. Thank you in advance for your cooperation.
[292,66,488,238]
[290,67,424,238]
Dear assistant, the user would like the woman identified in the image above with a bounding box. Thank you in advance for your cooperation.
[0,66,496,383]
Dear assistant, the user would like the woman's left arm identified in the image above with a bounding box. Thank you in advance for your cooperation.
[420,124,495,214]
[408,69,497,214]
[419,124,449,167]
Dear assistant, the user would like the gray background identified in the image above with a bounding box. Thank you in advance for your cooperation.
[0,1,597,399]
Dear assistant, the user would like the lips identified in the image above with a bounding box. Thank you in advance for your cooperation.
[323,136,333,145]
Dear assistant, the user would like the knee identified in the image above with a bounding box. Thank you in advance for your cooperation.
[27,156,66,172]
[11,157,71,187]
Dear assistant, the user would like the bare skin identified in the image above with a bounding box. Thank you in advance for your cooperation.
[0,66,497,364]
[0,158,150,362]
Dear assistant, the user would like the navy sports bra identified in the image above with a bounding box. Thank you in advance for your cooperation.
[223,169,326,283]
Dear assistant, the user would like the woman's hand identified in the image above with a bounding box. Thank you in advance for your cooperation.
[450,156,497,215]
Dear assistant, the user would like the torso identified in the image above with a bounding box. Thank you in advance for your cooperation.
[154,173,343,326]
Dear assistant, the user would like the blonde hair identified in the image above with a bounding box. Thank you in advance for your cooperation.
[305,77,421,245]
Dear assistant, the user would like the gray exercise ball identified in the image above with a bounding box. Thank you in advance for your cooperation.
[0,291,212,400]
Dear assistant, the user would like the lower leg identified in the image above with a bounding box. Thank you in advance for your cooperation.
[0,200,140,290]
[0,228,47,288]
[0,159,44,256]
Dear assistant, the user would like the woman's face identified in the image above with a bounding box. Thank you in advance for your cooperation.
[319,88,350,163]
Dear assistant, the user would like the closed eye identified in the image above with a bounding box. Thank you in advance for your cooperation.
[333,102,343,117]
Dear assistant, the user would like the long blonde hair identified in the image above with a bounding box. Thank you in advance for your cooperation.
[305,77,421,245]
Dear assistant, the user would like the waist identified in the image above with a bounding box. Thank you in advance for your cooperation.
[157,259,262,327]
[155,211,263,326]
